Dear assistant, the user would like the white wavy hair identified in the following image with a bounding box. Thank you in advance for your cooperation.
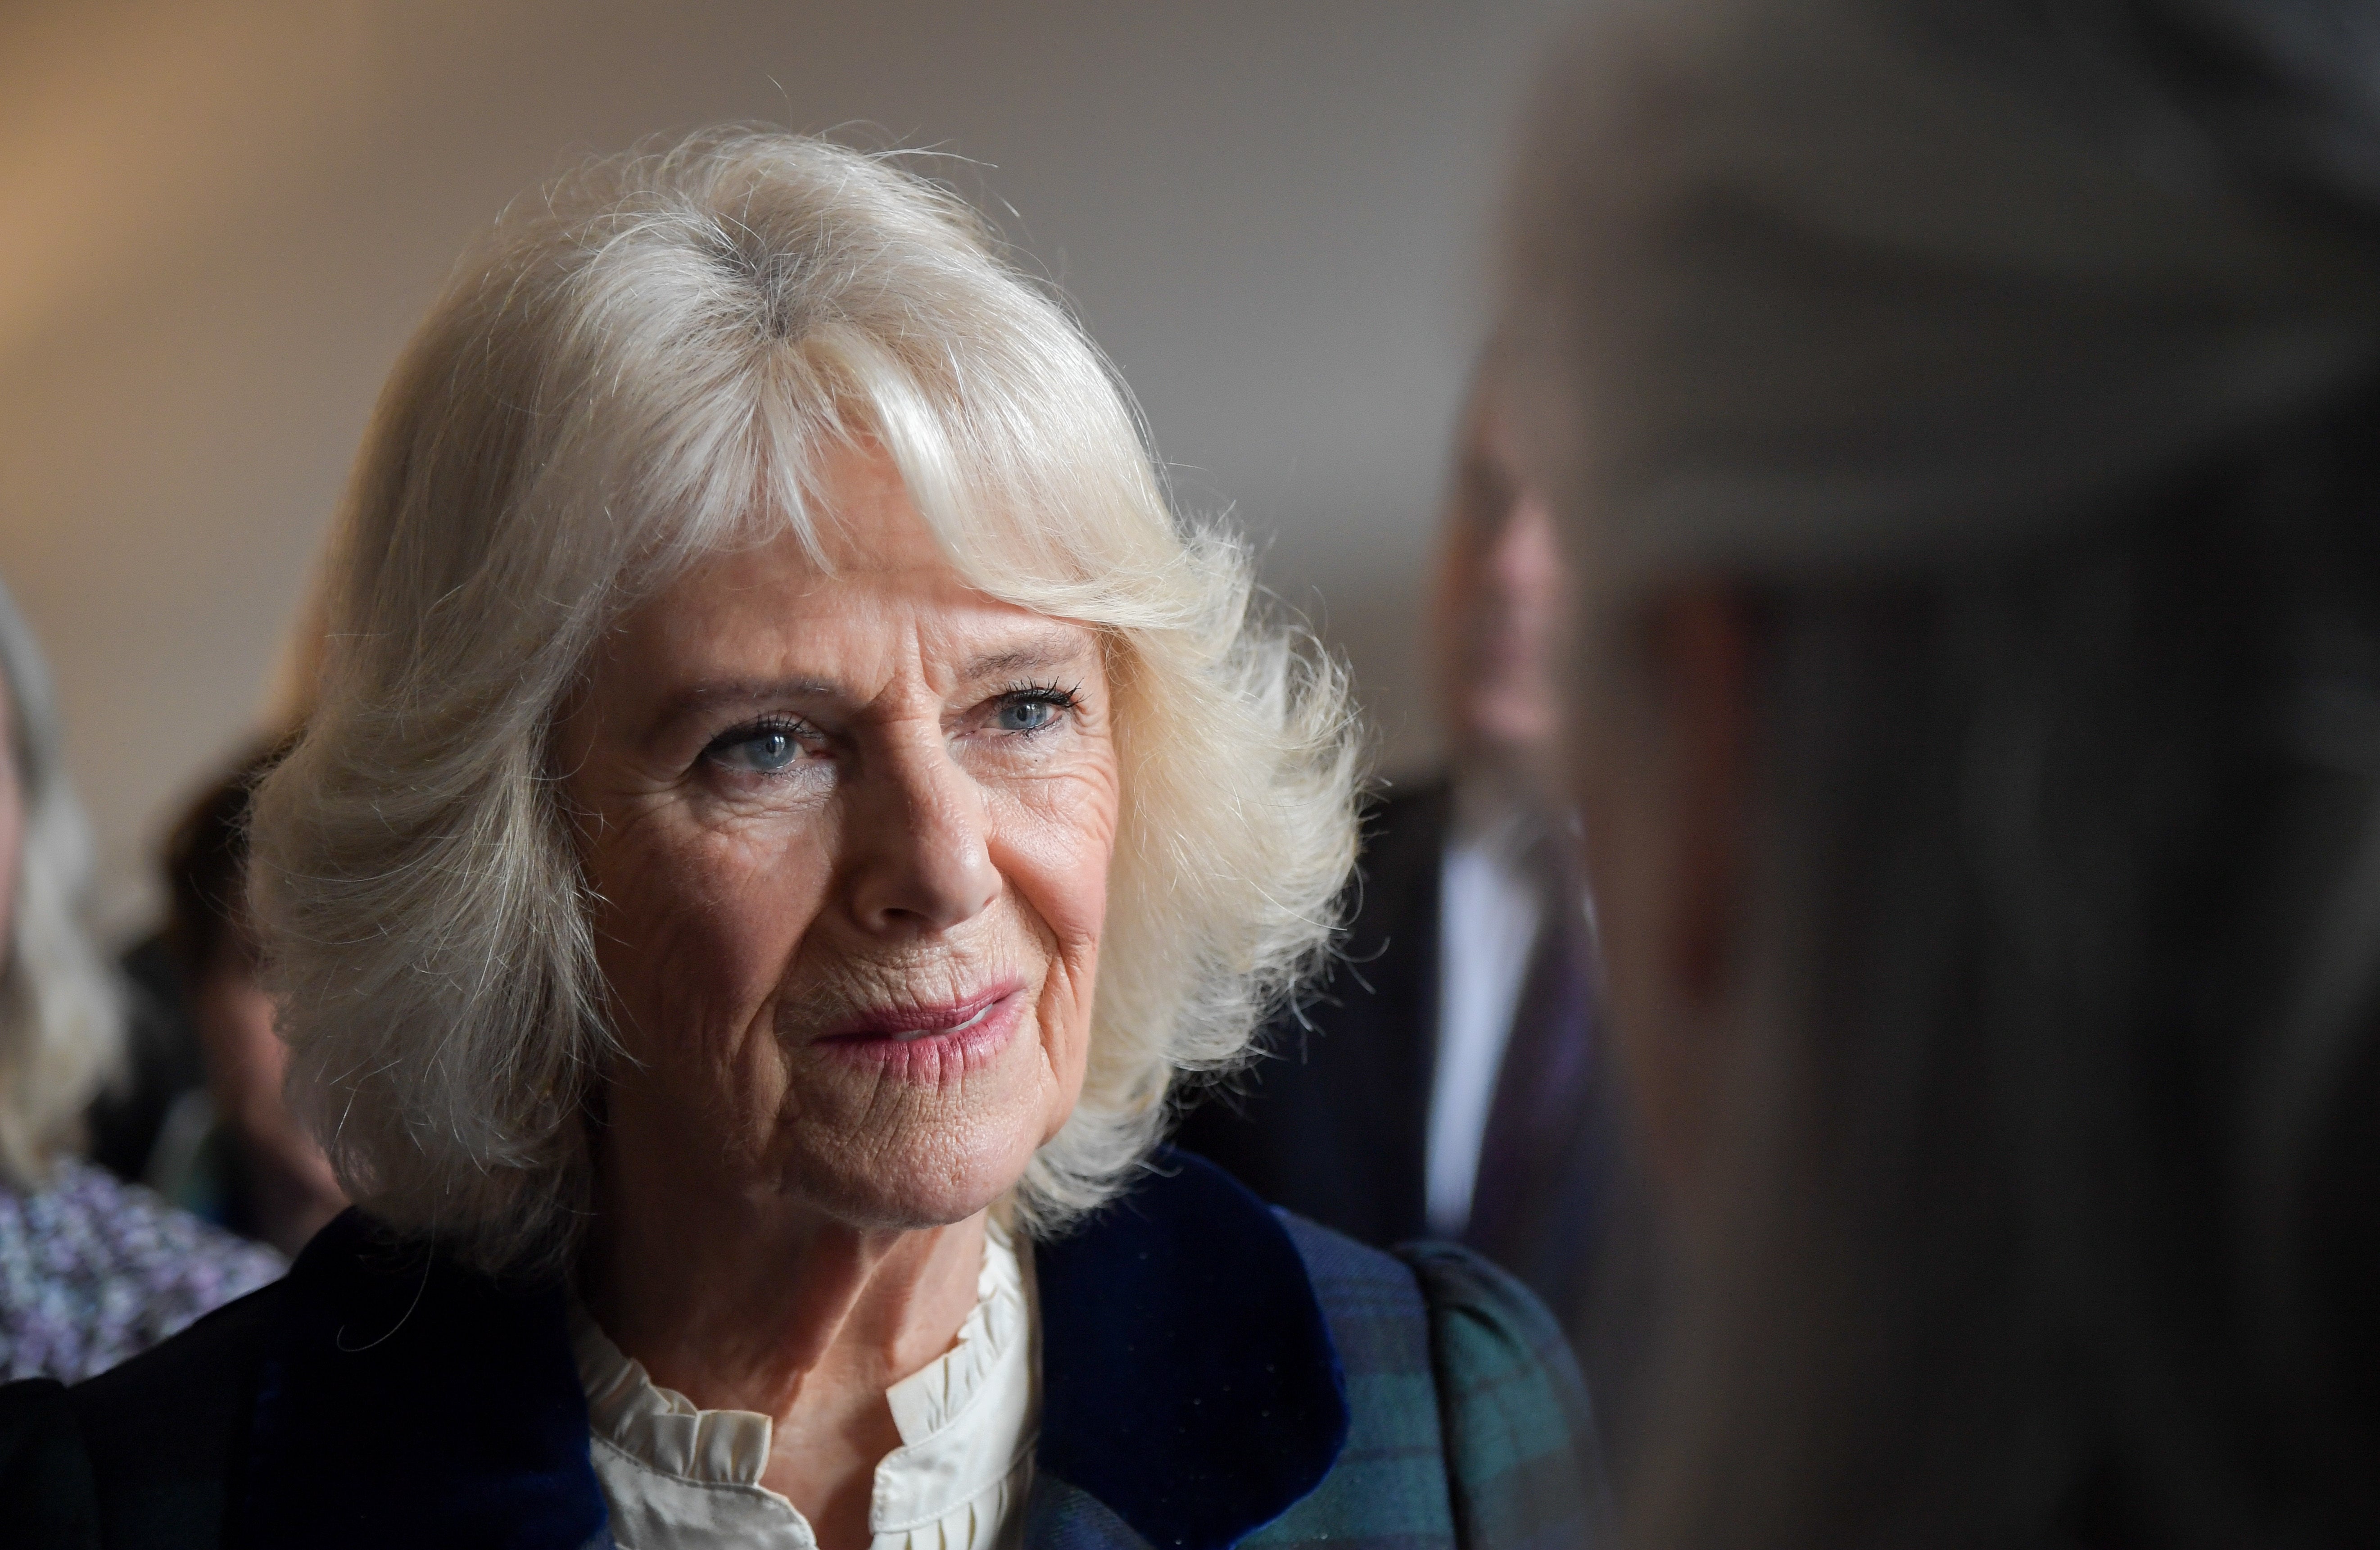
[0,573,124,1187]
[249,130,1363,1275]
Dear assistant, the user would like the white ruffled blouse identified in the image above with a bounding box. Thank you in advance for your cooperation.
[572,1220,1038,1550]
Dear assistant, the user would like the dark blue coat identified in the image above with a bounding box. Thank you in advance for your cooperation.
[0,1151,1599,1549]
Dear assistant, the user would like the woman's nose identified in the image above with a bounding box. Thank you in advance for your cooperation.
[842,733,1001,935]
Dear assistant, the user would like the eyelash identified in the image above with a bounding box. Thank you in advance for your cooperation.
[699,684,1081,773]
[699,714,815,776]
[986,681,1082,741]
[1002,681,1082,719]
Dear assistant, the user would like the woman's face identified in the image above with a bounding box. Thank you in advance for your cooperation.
[557,442,1116,1231]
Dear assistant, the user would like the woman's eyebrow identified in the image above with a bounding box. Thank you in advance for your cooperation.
[647,636,1091,731]
[656,678,844,724]
[963,636,1094,681]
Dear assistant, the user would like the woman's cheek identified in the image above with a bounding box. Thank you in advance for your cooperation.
[1034,939,1098,1146]
[997,786,1109,1113]
[996,767,1117,950]
[1050,851,1110,965]
[597,811,819,1060]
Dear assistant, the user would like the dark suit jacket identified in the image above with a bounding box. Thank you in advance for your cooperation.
[1176,781,1453,1250]
[0,1151,1600,1550]
[1178,779,1636,1401]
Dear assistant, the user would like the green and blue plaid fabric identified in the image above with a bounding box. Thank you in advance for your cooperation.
[1398,1240,1606,1550]
[1030,1215,1604,1550]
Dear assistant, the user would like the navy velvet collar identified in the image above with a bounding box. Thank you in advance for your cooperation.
[240,1213,606,1550]
[1034,1149,1349,1548]
[238,1149,1346,1550]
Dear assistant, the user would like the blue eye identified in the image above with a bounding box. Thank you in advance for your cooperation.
[994,695,1066,734]
[706,724,806,774]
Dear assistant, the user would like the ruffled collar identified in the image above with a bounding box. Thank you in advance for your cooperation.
[570,1219,1036,1545]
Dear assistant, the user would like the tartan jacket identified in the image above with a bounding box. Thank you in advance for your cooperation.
[0,1149,1601,1550]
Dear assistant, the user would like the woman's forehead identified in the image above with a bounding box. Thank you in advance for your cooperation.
[613,532,1099,703]
[797,439,943,567]
[683,435,1037,600]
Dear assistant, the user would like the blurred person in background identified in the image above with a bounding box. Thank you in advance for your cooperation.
[1500,0,2380,1544]
[0,578,280,1383]
[141,740,345,1258]
[81,915,204,1193]
[86,601,334,1231]
[1180,364,1623,1354]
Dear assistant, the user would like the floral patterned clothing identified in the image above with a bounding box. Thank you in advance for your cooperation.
[0,1155,284,1382]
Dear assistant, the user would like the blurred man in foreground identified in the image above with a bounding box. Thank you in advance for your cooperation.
[1500,0,2380,1543]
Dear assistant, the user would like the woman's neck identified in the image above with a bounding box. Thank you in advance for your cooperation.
[583,1157,987,1550]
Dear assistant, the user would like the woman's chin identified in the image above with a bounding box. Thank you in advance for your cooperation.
[774,1084,1059,1231]
[793,1146,1034,1231]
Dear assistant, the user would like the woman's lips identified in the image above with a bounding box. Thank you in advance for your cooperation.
[811,983,1026,1081]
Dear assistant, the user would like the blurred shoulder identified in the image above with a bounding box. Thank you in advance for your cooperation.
[0,1278,284,1549]
[1396,1239,1610,1546]
[1255,1213,1607,1546]
[0,1157,284,1385]
[0,1376,96,1547]
[61,1277,284,1550]
[1270,1208,1595,1428]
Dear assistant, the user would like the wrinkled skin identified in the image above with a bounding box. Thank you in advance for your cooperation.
[557,440,1117,1546]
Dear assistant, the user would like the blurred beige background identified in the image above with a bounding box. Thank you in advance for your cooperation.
[0,0,1566,930]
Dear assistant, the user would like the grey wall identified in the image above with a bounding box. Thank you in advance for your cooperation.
[0,0,1567,926]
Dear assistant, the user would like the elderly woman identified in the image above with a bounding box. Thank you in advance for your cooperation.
[1500,0,2380,1545]
[0,133,1594,1548]
[0,577,281,1384]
